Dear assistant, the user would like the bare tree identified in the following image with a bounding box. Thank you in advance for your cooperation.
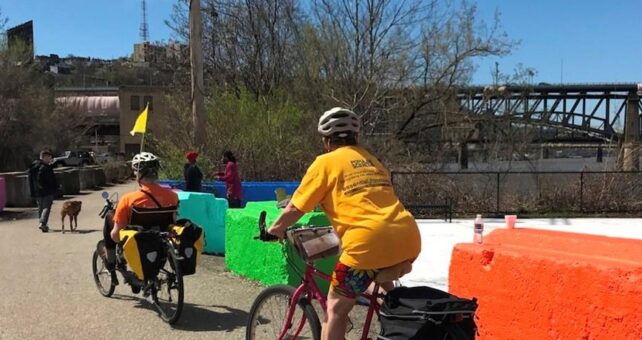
[162,0,519,174]
[394,2,515,140]
[0,43,92,170]
[167,0,303,96]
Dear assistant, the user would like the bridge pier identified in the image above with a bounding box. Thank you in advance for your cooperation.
[458,142,468,170]
[597,146,603,163]
[622,92,640,171]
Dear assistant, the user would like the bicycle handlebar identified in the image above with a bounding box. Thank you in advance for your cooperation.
[255,211,279,242]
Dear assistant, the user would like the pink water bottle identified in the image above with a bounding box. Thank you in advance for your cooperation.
[473,214,484,244]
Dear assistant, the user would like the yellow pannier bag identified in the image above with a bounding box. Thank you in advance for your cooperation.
[119,229,163,280]
[171,219,204,276]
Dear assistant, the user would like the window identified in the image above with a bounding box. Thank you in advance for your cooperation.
[130,95,140,111]
[143,96,153,110]
[125,144,140,158]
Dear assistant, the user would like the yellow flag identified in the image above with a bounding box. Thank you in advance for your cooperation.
[130,103,149,136]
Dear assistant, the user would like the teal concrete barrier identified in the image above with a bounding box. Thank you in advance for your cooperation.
[177,192,228,254]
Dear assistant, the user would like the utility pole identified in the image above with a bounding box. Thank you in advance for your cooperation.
[140,0,149,42]
[190,0,206,147]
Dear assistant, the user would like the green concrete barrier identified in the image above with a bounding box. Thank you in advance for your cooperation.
[225,201,336,292]
[177,191,228,254]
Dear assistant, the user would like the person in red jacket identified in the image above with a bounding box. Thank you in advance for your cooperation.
[216,151,243,208]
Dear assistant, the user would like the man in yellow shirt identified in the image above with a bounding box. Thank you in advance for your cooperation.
[268,107,421,340]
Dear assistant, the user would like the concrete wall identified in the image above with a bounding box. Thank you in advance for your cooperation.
[449,228,642,339]
[78,168,96,190]
[1,165,126,208]
[90,166,107,187]
[0,177,6,212]
[1,172,33,207]
[54,168,80,195]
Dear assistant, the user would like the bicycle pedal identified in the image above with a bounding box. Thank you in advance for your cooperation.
[346,317,354,333]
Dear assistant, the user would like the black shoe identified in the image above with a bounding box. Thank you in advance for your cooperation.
[131,285,141,294]
[39,225,49,233]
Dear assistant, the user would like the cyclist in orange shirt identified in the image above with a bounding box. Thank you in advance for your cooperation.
[103,152,179,271]
[268,107,421,340]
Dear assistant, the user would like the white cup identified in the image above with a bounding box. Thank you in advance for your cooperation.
[505,215,517,229]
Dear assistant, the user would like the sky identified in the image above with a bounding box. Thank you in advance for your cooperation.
[1,0,640,85]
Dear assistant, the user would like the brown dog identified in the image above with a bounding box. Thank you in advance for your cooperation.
[61,201,82,233]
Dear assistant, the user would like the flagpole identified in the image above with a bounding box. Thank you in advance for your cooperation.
[131,103,149,153]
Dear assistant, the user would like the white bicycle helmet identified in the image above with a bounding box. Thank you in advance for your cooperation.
[131,152,160,172]
[317,107,360,137]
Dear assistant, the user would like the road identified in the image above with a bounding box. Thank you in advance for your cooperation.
[0,182,263,340]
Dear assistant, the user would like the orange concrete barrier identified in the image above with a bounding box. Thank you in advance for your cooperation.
[449,228,642,340]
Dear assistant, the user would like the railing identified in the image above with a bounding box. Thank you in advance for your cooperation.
[391,170,642,216]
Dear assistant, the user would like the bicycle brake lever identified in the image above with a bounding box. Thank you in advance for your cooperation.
[256,211,279,241]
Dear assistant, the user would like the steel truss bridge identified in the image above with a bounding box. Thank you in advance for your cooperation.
[457,83,642,141]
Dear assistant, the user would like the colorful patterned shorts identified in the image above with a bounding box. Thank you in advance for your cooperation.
[330,261,379,299]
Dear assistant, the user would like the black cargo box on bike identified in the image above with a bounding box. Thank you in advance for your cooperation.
[119,206,178,280]
[378,286,477,340]
[171,219,204,276]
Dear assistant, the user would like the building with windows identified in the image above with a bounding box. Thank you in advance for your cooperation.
[118,86,168,157]
[55,86,168,158]
[132,41,187,65]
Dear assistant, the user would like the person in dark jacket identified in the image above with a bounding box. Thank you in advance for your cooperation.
[216,151,243,208]
[183,150,203,192]
[28,150,58,232]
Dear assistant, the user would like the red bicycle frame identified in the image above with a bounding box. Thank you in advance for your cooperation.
[279,263,381,340]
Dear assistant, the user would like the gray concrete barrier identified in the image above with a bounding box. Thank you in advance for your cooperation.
[103,164,119,183]
[65,169,80,194]
[54,168,80,195]
[79,168,96,190]
[0,172,34,207]
[89,166,106,187]
[0,177,6,212]
[118,163,132,181]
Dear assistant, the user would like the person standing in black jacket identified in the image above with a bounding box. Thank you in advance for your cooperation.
[28,150,58,232]
[183,150,203,192]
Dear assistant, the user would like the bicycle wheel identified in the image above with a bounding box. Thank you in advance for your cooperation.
[246,284,321,340]
[92,249,115,297]
[153,247,184,324]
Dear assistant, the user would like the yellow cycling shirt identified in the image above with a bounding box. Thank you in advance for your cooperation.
[290,146,421,269]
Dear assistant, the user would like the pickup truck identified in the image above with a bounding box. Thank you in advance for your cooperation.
[53,151,96,167]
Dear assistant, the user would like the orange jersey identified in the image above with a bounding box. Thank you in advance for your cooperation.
[113,183,179,226]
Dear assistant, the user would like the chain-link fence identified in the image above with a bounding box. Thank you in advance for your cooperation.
[391,171,642,216]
